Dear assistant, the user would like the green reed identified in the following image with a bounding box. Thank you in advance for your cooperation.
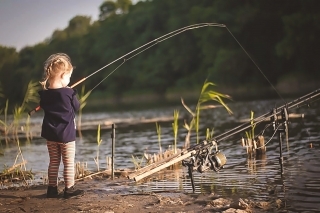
[0,81,39,185]
[181,80,232,145]
[0,100,9,143]
[0,80,39,142]
[155,122,162,153]
[131,155,144,170]
[206,127,214,140]
[172,110,179,154]
[94,124,103,172]
[77,85,92,135]
[245,111,256,140]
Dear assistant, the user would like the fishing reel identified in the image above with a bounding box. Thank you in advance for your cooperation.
[206,150,227,172]
[182,149,227,173]
[182,143,227,192]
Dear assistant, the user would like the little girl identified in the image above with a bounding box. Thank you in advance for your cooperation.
[38,53,82,199]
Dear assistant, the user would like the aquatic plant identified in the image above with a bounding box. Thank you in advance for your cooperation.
[245,111,256,140]
[0,81,39,185]
[77,85,92,135]
[242,110,264,156]
[155,122,162,153]
[13,139,27,172]
[25,115,32,142]
[94,124,103,172]
[131,155,144,170]
[0,162,34,185]
[75,161,90,179]
[182,80,232,145]
[206,127,214,140]
[13,81,39,140]
[0,80,39,142]
[0,100,9,143]
[172,110,179,154]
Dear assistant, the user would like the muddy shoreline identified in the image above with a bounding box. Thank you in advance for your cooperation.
[0,172,285,213]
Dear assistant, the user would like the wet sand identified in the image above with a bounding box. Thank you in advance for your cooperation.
[0,173,284,213]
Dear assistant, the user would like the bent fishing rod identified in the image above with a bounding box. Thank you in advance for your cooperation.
[28,23,225,116]
[29,21,288,116]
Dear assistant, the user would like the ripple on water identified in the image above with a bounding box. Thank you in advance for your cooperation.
[1,99,320,211]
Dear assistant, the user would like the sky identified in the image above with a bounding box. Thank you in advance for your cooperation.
[0,0,105,51]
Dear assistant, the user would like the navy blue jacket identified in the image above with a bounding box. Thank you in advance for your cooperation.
[38,88,80,143]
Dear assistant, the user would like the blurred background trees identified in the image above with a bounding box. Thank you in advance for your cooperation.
[1,0,319,111]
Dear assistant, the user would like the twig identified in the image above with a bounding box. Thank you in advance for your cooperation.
[75,170,109,181]
[7,160,27,173]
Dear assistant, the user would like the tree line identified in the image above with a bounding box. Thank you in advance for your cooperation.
[0,0,319,111]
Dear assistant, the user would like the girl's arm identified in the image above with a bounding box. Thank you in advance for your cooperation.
[71,89,80,112]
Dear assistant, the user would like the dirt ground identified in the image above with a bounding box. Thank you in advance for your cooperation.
[0,174,284,213]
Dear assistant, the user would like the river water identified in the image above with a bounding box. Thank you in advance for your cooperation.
[1,97,320,212]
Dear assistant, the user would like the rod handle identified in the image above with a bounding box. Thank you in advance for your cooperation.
[28,105,41,116]
[70,77,86,88]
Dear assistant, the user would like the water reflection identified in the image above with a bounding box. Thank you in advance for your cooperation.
[1,99,320,211]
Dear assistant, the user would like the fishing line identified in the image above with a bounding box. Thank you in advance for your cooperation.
[88,23,284,102]
[88,24,213,92]
[225,27,285,102]
[249,123,280,150]
[227,123,281,152]
[86,23,225,81]
[87,23,226,92]
[29,23,222,115]
[259,123,273,137]
[90,60,126,92]
[29,22,299,114]
[214,88,320,142]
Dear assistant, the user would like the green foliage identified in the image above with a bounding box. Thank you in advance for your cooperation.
[245,111,256,140]
[131,155,144,170]
[97,124,102,146]
[172,110,179,153]
[206,128,214,140]
[20,81,40,109]
[99,1,118,20]
[0,81,39,141]
[116,0,132,14]
[155,122,162,153]
[0,46,19,108]
[94,124,103,172]
[66,16,92,37]
[182,80,232,144]
[276,7,320,75]
[1,1,320,107]
[12,81,40,137]
[77,85,92,131]
[0,100,9,140]
[0,82,3,99]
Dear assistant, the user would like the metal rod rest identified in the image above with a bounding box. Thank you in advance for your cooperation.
[111,124,115,180]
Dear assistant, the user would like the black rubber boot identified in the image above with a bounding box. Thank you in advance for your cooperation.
[46,186,59,198]
[63,186,84,199]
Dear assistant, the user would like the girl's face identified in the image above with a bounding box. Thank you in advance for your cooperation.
[61,70,72,87]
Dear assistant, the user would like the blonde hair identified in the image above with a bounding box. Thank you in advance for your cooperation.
[40,53,74,90]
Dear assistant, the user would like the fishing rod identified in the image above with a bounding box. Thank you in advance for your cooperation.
[214,87,320,142]
[29,21,291,116]
[28,23,226,116]
[130,87,320,189]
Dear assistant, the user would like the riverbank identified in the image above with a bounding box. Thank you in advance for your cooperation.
[83,81,320,112]
[0,172,284,213]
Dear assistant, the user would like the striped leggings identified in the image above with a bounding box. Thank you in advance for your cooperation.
[47,141,75,188]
